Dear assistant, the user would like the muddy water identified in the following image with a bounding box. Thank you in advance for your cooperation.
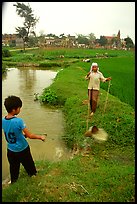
[2,67,71,182]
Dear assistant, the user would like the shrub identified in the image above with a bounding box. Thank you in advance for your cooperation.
[39,88,58,105]
[2,63,7,74]
[2,49,12,57]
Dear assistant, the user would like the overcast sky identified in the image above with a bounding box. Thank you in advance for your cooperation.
[2,2,135,43]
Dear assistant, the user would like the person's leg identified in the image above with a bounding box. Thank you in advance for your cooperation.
[7,149,20,183]
[88,89,92,111]
[20,146,37,177]
[91,90,99,113]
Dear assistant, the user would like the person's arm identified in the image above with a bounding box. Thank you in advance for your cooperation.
[23,128,46,141]
[105,77,112,82]
[100,72,112,82]
[85,71,91,79]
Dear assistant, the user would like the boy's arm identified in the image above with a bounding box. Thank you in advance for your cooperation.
[23,128,46,141]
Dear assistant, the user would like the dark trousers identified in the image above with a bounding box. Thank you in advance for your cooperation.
[7,145,37,183]
[88,89,99,113]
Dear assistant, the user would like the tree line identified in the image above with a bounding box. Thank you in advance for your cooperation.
[12,2,134,50]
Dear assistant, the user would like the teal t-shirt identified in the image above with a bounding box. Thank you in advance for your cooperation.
[2,116,29,152]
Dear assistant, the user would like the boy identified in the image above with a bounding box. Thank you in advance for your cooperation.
[2,95,46,184]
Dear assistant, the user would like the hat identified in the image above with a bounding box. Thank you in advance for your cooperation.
[84,126,108,142]
[90,62,99,72]
[84,125,99,137]
[91,126,99,134]
[91,62,98,67]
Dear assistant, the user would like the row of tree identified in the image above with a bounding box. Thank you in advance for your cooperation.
[13,2,135,50]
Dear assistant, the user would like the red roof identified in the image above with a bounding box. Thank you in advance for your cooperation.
[104,36,114,39]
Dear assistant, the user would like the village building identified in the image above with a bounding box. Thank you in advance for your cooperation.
[103,30,122,49]
[2,30,128,49]
[2,34,16,46]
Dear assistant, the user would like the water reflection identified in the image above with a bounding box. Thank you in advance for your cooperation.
[2,67,71,182]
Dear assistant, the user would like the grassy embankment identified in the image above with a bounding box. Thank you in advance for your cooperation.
[2,48,135,202]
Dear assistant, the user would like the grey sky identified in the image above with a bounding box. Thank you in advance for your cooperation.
[2,2,135,43]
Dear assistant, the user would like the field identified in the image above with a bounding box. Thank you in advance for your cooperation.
[2,47,135,202]
[3,47,135,108]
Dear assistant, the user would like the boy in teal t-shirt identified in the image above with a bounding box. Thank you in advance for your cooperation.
[2,95,46,184]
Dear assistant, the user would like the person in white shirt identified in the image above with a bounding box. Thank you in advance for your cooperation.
[85,62,111,116]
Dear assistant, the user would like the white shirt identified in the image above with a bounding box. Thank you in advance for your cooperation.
[87,71,106,90]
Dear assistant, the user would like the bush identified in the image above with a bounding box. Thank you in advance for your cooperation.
[2,49,12,57]
[39,88,66,106]
[39,88,59,105]
[2,63,7,74]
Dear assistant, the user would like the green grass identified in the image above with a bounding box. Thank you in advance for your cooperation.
[2,48,135,202]
[44,63,134,149]
[2,151,135,202]
[2,47,135,108]
[95,56,135,108]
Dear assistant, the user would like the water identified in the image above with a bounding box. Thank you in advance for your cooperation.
[2,67,71,182]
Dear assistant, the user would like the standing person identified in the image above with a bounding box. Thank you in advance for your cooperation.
[2,95,46,184]
[85,62,111,116]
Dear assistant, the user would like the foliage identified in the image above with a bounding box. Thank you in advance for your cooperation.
[124,37,135,49]
[39,88,57,105]
[13,2,39,50]
[98,36,108,46]
[111,37,120,47]
[88,33,96,48]
[28,35,38,47]
[2,63,7,74]
[76,34,89,45]
[2,49,12,57]
[39,88,65,106]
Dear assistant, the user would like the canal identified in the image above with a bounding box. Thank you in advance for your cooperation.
[2,67,71,182]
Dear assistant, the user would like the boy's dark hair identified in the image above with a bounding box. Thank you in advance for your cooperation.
[4,95,22,113]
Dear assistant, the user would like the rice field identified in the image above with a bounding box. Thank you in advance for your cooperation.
[92,56,135,109]
[4,47,135,109]
[37,48,135,108]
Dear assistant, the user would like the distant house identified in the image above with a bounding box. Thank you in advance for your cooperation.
[44,35,77,48]
[2,30,127,50]
[2,33,24,48]
[16,37,24,48]
[45,37,55,46]
[2,34,16,46]
[104,36,114,43]
[104,30,121,48]
[104,30,120,41]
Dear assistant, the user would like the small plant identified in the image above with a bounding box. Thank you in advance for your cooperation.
[2,63,7,74]
[2,49,12,57]
[39,88,58,105]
